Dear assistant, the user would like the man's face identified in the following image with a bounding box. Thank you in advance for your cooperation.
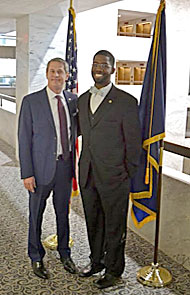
[46,61,69,94]
[91,54,115,89]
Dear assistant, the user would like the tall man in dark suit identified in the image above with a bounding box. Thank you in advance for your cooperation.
[78,50,142,289]
[18,58,78,279]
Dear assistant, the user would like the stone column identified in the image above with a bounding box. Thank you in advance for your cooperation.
[16,15,30,112]
[15,13,67,157]
[16,13,67,107]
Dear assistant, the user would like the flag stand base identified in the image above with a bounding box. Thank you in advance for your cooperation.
[43,234,74,250]
[136,263,172,287]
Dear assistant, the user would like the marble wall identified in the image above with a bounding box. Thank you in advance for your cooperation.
[164,0,190,172]
[16,13,68,106]
[0,109,16,148]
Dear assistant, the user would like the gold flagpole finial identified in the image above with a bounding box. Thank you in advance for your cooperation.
[70,0,73,8]
[160,0,165,7]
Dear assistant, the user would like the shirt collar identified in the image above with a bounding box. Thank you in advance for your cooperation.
[46,86,64,99]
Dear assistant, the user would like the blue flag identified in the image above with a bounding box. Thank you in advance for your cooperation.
[65,5,78,94]
[130,0,166,228]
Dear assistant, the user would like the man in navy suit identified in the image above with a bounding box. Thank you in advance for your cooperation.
[18,57,78,279]
[78,50,142,288]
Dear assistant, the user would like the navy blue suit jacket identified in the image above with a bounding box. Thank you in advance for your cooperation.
[18,87,77,185]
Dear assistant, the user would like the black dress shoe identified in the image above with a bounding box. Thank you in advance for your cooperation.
[94,273,118,289]
[79,262,105,277]
[60,257,78,274]
[32,261,49,279]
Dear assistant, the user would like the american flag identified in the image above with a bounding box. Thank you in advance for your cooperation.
[65,6,78,94]
[65,4,79,196]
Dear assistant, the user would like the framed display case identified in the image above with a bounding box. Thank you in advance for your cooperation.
[117,10,155,38]
[115,61,147,85]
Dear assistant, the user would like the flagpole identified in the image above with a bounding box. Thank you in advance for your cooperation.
[153,139,163,264]
[137,140,172,287]
[136,0,172,287]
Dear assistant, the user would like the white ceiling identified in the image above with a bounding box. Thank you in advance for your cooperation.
[118,9,155,23]
[0,0,121,34]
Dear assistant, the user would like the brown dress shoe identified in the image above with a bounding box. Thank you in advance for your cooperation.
[60,257,78,274]
[79,262,105,277]
[32,261,49,279]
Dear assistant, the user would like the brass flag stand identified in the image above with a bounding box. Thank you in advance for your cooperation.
[136,141,172,287]
[136,0,172,287]
[43,234,74,250]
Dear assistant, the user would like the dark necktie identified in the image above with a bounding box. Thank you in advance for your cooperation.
[55,95,70,160]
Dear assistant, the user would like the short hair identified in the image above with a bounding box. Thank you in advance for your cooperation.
[93,50,115,67]
[46,57,69,73]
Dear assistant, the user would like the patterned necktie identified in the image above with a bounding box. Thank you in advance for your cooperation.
[55,95,69,160]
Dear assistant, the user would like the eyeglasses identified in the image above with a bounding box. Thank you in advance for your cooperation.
[92,63,112,69]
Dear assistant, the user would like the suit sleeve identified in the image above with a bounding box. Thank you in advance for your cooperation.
[122,98,142,178]
[77,96,81,137]
[18,97,34,179]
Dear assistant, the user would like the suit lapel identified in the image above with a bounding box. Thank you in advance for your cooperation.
[91,85,117,128]
[63,90,72,116]
[82,92,91,128]
[39,88,55,129]
[63,90,77,145]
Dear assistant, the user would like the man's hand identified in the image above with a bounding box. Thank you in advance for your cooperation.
[23,176,36,193]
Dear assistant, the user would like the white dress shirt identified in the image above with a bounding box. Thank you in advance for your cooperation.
[46,86,71,155]
[90,82,112,114]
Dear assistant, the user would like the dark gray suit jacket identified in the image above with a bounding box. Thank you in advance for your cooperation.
[18,87,77,185]
[78,85,142,190]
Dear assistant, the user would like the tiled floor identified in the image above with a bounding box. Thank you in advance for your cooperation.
[0,138,190,295]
